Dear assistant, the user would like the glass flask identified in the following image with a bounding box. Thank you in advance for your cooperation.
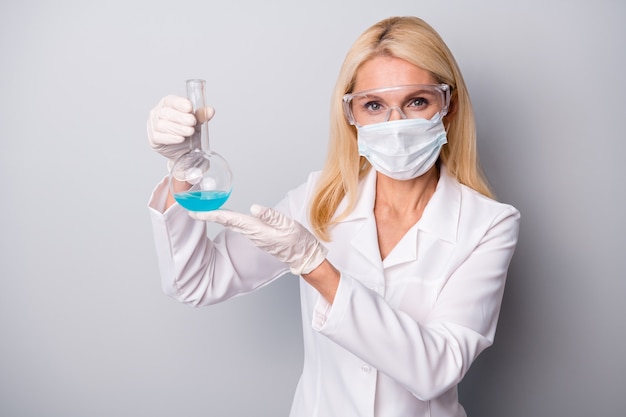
[169,79,233,211]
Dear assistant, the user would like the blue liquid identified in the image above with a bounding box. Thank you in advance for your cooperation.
[174,190,231,211]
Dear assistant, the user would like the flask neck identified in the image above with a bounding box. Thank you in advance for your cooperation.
[186,79,210,152]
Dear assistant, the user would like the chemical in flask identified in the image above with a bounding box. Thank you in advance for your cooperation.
[173,190,232,211]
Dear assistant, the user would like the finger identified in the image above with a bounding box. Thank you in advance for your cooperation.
[251,204,292,229]
[159,105,197,127]
[250,204,269,217]
[161,95,192,112]
[155,118,195,139]
[189,210,261,231]
[189,209,234,224]
[189,211,246,232]
[195,106,216,124]
[148,114,189,146]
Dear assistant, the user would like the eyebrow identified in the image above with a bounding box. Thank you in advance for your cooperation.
[353,88,436,101]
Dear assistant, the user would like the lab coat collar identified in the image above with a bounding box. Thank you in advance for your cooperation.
[337,164,461,243]
[416,164,460,244]
[334,168,378,223]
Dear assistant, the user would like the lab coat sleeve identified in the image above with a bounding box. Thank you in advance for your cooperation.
[313,205,520,401]
[148,176,289,306]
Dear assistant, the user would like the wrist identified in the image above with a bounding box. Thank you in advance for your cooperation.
[302,260,340,304]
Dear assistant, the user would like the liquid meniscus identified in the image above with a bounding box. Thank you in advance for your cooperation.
[174,190,231,211]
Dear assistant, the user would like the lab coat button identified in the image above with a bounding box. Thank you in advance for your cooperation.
[361,364,371,374]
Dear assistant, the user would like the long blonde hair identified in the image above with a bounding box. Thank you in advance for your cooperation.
[310,16,493,241]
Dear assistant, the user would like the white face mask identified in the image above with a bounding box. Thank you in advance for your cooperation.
[357,113,448,180]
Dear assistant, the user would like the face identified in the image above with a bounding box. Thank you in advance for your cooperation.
[351,56,443,123]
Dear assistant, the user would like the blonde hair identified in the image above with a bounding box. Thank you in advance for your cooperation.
[310,16,493,241]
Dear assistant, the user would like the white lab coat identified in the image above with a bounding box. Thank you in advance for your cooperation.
[148,165,520,417]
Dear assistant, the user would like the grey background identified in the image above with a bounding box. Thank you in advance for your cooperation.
[1,0,624,416]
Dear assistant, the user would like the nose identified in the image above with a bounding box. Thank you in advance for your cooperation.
[386,106,408,122]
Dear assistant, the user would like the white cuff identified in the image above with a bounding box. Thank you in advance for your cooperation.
[311,273,351,333]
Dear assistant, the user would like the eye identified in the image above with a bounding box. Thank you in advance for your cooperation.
[363,100,384,112]
[407,97,429,109]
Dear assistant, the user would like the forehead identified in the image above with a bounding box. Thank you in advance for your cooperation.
[353,56,437,92]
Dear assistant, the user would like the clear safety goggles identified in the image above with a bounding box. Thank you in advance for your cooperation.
[343,84,451,127]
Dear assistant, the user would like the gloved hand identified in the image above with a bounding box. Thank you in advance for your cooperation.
[189,204,328,276]
[147,95,216,169]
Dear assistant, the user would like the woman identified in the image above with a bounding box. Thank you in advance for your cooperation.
[147,16,520,417]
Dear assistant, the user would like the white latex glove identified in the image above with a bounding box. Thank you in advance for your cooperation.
[190,204,328,276]
[147,95,215,169]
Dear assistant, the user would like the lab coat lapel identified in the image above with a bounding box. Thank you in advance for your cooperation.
[350,215,382,266]
[382,226,418,268]
[337,169,383,267]
[383,165,461,268]
[417,165,460,244]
